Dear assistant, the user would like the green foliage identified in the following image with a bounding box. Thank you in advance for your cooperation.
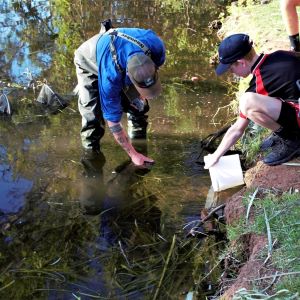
[224,0,287,53]
[235,0,261,7]
[238,121,268,167]
[226,189,300,296]
[233,288,299,300]
[226,217,246,241]
[156,0,185,12]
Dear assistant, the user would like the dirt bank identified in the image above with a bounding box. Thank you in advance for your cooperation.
[214,1,300,298]
[221,158,300,299]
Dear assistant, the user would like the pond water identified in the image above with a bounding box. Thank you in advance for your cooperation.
[0,1,239,299]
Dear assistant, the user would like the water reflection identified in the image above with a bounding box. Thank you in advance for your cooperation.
[0,0,55,83]
[0,143,33,214]
[0,163,32,214]
[0,0,235,299]
[79,151,107,216]
[47,154,162,299]
[79,144,160,236]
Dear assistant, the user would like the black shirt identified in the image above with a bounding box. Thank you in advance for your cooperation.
[246,51,300,102]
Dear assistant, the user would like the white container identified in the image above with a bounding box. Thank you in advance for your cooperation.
[204,154,245,192]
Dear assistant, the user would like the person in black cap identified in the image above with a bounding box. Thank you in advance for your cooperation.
[74,22,165,166]
[205,33,300,168]
[280,0,300,52]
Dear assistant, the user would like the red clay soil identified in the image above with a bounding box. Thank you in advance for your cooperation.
[220,157,300,299]
[244,159,300,190]
[221,234,270,299]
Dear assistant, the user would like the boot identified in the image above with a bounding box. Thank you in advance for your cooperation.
[80,122,104,152]
[260,132,281,151]
[81,149,106,178]
[263,136,300,166]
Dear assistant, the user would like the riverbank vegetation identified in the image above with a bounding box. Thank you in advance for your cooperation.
[226,189,300,299]
[217,0,300,298]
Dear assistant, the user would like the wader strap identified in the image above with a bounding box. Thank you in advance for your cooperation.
[109,34,123,73]
[108,29,152,73]
[297,79,300,117]
[296,79,300,91]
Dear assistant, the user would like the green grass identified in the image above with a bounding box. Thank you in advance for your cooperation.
[233,288,299,299]
[238,122,269,167]
[226,189,300,298]
[220,0,288,52]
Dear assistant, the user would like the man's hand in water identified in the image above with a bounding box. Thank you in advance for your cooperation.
[130,151,155,167]
[108,120,154,167]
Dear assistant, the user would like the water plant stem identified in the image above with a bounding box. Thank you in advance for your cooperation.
[152,235,176,300]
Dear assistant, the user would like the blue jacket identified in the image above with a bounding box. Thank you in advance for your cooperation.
[96,28,165,122]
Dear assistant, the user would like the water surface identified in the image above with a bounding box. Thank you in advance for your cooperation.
[0,1,236,299]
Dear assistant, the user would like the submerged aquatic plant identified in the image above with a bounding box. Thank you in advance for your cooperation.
[0,173,227,300]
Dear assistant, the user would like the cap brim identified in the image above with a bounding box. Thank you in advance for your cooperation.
[215,62,231,76]
[133,79,162,99]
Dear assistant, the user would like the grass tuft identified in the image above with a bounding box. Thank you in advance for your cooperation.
[226,189,300,297]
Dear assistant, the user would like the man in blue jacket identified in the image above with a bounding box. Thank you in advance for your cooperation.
[74,22,165,166]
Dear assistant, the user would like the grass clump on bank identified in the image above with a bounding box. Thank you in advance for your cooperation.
[219,0,287,52]
[226,189,300,298]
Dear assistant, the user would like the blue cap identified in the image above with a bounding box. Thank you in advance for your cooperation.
[216,33,253,76]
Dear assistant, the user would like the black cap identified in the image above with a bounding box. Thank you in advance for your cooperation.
[216,33,253,76]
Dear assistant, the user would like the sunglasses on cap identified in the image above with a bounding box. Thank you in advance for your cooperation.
[134,69,158,88]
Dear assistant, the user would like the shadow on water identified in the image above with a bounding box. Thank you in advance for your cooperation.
[0,0,239,299]
[0,119,232,299]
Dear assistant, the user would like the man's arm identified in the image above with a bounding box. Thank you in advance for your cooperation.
[107,120,154,166]
[204,117,249,169]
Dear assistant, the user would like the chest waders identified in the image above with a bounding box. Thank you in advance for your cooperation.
[108,29,152,139]
[74,31,107,152]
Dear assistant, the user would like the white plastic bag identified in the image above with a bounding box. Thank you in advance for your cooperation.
[204,154,244,192]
